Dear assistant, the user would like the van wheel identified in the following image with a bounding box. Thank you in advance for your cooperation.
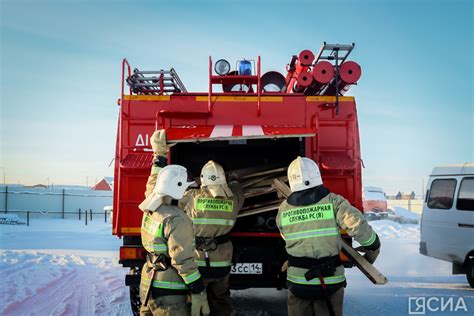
[467,260,474,288]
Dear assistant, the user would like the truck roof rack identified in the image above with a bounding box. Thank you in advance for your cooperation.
[314,42,355,64]
[126,68,187,95]
[314,42,356,114]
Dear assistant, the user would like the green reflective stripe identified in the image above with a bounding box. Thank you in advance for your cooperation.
[182,270,201,284]
[282,227,339,241]
[281,203,335,226]
[196,260,232,267]
[359,230,376,247]
[152,281,187,290]
[195,198,234,212]
[141,276,187,289]
[151,166,162,175]
[145,243,168,252]
[142,214,163,237]
[193,218,235,226]
[287,274,346,285]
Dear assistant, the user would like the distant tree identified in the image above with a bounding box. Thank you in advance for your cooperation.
[410,191,416,200]
[396,191,402,200]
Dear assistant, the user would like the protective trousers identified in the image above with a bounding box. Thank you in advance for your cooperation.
[139,294,189,316]
[204,275,231,316]
[288,287,344,316]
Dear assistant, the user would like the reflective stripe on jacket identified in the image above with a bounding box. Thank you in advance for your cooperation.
[180,181,244,269]
[277,192,377,286]
[140,205,202,294]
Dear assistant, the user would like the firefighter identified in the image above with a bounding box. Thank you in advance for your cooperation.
[276,156,381,316]
[138,130,210,316]
[180,160,244,316]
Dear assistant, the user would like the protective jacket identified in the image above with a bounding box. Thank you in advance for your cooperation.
[140,157,204,299]
[276,185,380,299]
[180,181,244,278]
[140,205,204,298]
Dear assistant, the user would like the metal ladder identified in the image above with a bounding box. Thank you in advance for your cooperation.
[314,43,355,113]
[126,68,187,95]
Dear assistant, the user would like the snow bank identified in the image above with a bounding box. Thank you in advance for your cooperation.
[0,214,20,225]
[370,220,419,240]
[392,206,420,220]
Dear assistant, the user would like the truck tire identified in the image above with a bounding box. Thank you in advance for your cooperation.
[130,285,141,316]
[467,260,474,288]
[129,267,141,316]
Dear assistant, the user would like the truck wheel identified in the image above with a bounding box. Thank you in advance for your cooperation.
[467,260,474,288]
[129,267,142,316]
[130,285,141,316]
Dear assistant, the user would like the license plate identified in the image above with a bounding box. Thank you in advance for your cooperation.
[231,263,263,275]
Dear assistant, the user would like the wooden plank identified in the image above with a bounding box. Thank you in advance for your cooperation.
[341,241,388,285]
[238,203,281,218]
[243,186,276,198]
[226,164,281,181]
[251,175,287,188]
[240,167,287,180]
[242,175,273,189]
[240,199,284,212]
[273,178,291,198]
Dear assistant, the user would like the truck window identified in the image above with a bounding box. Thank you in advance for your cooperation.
[457,177,474,211]
[427,179,457,209]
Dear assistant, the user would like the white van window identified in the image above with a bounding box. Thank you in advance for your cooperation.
[427,179,457,209]
[457,177,474,211]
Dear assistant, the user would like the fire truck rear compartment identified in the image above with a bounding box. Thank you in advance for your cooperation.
[171,137,301,288]
[170,137,303,232]
[170,137,303,176]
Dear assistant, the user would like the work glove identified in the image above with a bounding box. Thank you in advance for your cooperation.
[191,291,210,316]
[150,129,168,156]
[355,246,380,264]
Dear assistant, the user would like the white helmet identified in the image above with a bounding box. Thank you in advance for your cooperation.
[287,156,323,192]
[200,160,233,198]
[139,165,195,212]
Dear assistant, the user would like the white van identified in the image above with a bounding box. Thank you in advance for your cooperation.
[420,163,474,287]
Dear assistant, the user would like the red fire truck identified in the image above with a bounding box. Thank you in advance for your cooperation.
[113,43,363,313]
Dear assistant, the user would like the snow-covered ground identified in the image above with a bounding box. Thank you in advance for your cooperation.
[1,213,473,315]
[0,219,129,316]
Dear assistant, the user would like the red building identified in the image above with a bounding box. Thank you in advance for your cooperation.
[91,177,113,191]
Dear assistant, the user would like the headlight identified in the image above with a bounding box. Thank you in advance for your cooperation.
[214,59,231,76]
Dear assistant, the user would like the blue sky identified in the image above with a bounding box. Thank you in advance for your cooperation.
[1,0,472,194]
